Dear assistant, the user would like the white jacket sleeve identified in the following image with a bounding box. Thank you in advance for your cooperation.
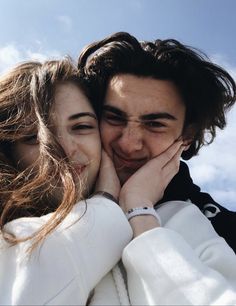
[122,201,236,305]
[0,196,132,305]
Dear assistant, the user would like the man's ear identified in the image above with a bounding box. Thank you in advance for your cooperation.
[182,124,196,151]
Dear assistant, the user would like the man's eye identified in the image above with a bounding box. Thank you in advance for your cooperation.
[144,121,166,129]
[103,114,127,126]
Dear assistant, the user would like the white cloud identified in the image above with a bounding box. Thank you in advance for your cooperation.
[210,190,236,211]
[56,15,72,31]
[26,50,61,62]
[0,44,62,73]
[25,51,49,62]
[0,45,22,72]
[189,164,218,185]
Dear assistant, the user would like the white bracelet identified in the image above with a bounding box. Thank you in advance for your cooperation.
[125,207,161,225]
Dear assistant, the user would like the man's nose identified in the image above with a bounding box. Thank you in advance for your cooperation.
[117,124,144,154]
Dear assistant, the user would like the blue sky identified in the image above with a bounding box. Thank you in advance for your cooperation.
[1,0,236,63]
[0,0,235,210]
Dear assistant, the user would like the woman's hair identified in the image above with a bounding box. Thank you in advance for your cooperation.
[0,58,91,249]
[78,32,236,159]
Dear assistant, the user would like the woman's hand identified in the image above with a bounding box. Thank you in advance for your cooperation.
[95,150,120,201]
[119,140,185,236]
[120,140,185,209]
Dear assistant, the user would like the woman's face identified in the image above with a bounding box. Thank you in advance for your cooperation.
[12,82,101,192]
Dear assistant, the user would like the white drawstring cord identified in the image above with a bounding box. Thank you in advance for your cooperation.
[112,264,130,305]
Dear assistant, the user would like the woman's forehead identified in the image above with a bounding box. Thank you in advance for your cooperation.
[53,83,94,119]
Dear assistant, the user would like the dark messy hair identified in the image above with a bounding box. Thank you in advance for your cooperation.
[78,32,236,159]
[0,58,92,249]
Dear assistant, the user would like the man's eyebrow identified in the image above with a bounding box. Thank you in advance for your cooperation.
[141,113,177,121]
[103,105,127,117]
[103,105,177,121]
[68,112,97,120]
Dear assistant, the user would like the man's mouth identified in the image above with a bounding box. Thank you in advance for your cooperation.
[113,151,147,171]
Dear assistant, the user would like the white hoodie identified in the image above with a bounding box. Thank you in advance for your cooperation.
[0,197,236,305]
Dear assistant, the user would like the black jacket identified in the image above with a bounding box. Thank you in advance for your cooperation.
[155,161,236,253]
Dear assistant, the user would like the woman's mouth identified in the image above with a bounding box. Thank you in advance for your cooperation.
[74,164,87,175]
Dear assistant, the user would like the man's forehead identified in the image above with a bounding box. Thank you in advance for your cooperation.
[108,74,154,92]
[107,75,133,101]
[109,75,125,87]
[104,74,186,120]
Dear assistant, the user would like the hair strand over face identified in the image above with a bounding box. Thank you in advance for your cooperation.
[0,58,91,250]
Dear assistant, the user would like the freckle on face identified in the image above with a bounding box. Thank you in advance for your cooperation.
[100,74,186,183]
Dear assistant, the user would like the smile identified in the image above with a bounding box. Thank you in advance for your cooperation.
[113,151,147,170]
[74,164,87,175]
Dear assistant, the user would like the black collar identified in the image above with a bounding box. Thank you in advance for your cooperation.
[156,161,222,210]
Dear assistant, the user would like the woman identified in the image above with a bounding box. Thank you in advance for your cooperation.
[0,58,235,305]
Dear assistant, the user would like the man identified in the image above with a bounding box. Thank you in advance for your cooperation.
[78,32,236,252]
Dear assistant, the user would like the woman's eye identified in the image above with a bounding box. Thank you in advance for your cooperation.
[21,134,39,145]
[71,124,95,133]
[72,124,93,130]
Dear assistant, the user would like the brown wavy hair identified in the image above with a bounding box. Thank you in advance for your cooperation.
[78,32,236,159]
[0,58,92,250]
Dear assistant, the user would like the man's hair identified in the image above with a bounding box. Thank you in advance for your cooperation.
[0,58,90,249]
[78,32,236,159]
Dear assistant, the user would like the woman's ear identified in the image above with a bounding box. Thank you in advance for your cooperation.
[182,124,196,151]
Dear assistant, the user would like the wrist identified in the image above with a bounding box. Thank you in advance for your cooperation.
[130,215,161,237]
[125,206,161,225]
[119,194,153,211]
[124,206,161,238]
[91,191,118,204]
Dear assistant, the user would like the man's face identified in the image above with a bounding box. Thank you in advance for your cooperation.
[100,74,187,184]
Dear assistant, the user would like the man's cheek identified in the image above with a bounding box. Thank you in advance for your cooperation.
[100,137,112,157]
[100,133,112,154]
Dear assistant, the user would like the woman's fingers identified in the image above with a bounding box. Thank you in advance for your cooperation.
[160,140,183,168]
[162,144,186,185]
[119,140,185,209]
[144,140,183,171]
[95,150,120,199]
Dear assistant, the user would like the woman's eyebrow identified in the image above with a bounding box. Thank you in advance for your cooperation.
[68,112,97,120]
